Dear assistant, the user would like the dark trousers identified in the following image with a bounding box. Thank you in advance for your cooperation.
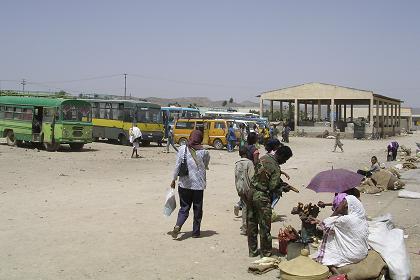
[176,187,204,236]
[357,169,372,177]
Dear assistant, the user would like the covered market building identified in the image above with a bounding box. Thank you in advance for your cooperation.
[259,83,402,139]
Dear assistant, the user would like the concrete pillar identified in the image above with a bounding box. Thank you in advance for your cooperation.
[288,101,292,122]
[304,102,307,120]
[369,98,374,126]
[317,100,321,121]
[269,100,274,120]
[381,101,385,137]
[398,104,401,134]
[386,103,390,130]
[280,101,283,120]
[259,98,264,118]
[375,99,380,138]
[311,102,315,121]
[294,99,298,130]
[344,104,347,123]
[335,104,339,122]
[331,99,335,129]
[350,104,354,122]
[390,103,393,135]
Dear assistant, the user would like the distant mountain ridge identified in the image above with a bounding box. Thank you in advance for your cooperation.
[144,96,259,108]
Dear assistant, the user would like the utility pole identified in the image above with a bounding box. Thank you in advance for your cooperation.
[21,79,26,93]
[124,73,127,99]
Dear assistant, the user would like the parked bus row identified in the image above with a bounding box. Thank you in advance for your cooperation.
[0,95,266,151]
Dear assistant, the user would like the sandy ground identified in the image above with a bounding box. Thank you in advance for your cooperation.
[0,133,419,280]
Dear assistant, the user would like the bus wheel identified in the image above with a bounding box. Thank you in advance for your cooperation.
[69,143,84,151]
[178,137,188,146]
[213,139,224,150]
[44,142,59,152]
[16,140,24,147]
[118,134,129,146]
[6,130,16,146]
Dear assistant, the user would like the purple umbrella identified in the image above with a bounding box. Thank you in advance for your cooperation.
[307,168,364,193]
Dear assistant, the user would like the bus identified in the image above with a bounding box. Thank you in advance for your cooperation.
[0,96,93,151]
[203,110,268,127]
[161,106,201,138]
[86,99,164,145]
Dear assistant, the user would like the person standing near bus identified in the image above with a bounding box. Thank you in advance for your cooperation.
[129,124,142,158]
[227,124,237,152]
[166,126,178,153]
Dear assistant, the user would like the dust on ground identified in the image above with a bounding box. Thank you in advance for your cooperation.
[0,133,419,279]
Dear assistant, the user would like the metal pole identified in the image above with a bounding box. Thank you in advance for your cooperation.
[124,73,127,99]
[21,79,26,93]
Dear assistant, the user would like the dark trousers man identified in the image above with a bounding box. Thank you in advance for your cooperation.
[247,191,272,257]
[166,136,178,153]
[175,187,204,237]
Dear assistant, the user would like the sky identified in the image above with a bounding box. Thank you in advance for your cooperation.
[1,0,419,106]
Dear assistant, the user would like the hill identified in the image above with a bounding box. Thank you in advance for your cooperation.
[144,96,259,108]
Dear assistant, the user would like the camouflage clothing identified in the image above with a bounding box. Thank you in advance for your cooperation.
[247,154,286,257]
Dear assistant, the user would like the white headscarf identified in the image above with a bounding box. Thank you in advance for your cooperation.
[345,195,366,220]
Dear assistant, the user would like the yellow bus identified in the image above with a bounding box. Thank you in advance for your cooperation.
[85,99,164,146]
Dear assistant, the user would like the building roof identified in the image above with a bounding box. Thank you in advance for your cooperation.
[259,82,401,103]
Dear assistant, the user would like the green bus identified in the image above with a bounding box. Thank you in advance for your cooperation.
[0,96,93,151]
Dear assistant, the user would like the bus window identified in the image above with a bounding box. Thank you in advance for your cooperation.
[151,108,162,123]
[0,106,4,118]
[4,106,14,119]
[44,108,56,122]
[62,105,91,122]
[22,108,33,121]
[175,121,195,129]
[92,103,100,118]
[214,121,226,129]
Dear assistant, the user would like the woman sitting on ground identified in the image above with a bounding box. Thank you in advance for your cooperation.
[357,156,380,177]
[314,195,369,268]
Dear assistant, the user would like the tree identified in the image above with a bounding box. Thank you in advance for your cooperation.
[229,97,234,103]
[55,90,69,98]
[222,100,228,107]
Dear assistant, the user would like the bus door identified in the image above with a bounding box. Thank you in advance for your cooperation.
[32,107,43,141]
[42,107,58,144]
[202,121,209,145]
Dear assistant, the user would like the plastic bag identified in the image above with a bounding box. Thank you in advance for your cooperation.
[163,189,176,217]
[398,190,420,199]
[368,220,411,279]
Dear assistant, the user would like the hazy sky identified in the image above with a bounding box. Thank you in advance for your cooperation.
[1,1,419,106]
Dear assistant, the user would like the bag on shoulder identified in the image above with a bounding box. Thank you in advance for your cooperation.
[178,146,189,177]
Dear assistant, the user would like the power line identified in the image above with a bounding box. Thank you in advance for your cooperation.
[37,74,123,84]
[127,73,262,90]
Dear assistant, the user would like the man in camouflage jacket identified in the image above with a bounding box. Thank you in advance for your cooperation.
[247,145,293,257]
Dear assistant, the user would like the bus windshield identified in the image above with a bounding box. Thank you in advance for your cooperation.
[61,104,92,122]
[136,107,161,123]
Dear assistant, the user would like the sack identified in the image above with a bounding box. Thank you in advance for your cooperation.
[368,220,411,279]
[178,146,189,177]
[163,189,176,216]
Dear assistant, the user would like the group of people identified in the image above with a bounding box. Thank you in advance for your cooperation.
[169,127,294,258]
[167,127,388,275]
[226,122,292,153]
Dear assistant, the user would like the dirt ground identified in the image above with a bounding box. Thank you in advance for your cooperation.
[0,133,419,280]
